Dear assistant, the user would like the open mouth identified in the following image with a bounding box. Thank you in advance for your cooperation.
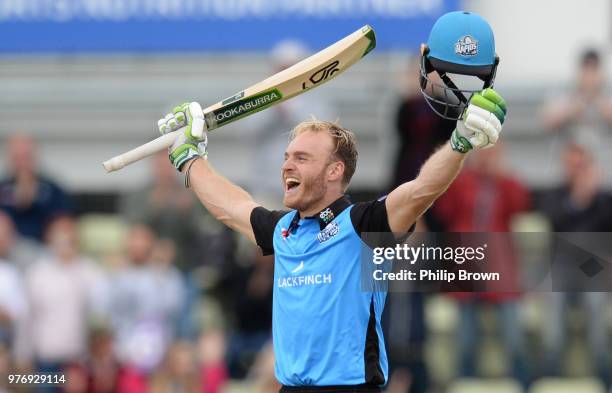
[285,177,301,192]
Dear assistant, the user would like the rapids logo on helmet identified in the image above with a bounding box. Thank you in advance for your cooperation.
[454,35,478,57]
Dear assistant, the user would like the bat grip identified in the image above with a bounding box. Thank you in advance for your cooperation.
[102,130,180,172]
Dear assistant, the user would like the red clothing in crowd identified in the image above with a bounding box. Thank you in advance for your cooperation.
[433,168,531,301]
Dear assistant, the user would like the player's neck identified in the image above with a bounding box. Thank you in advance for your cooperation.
[299,192,344,218]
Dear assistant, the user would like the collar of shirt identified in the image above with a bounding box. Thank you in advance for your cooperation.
[287,195,351,234]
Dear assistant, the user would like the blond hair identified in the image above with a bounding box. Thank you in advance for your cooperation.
[289,119,358,186]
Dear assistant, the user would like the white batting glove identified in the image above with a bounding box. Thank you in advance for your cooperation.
[450,88,507,153]
[157,102,208,171]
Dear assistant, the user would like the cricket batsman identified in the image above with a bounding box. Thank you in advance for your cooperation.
[156,11,505,392]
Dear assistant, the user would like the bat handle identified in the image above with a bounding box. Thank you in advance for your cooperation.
[102,130,181,172]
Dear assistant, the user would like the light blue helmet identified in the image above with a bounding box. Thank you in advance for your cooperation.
[420,11,499,119]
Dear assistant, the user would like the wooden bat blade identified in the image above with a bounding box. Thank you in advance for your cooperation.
[103,25,376,173]
[202,25,376,131]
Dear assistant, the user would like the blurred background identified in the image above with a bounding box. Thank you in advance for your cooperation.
[1,0,612,392]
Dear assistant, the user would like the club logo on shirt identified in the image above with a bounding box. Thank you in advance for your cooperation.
[317,222,339,243]
[319,208,334,224]
[455,35,478,57]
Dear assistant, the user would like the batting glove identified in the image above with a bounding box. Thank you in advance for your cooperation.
[158,102,208,171]
[450,88,507,153]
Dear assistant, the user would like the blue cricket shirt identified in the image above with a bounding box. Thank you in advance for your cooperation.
[250,195,403,389]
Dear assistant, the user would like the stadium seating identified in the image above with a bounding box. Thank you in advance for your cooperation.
[528,378,606,393]
[447,378,523,393]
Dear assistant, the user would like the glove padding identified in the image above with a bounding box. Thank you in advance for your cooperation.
[451,88,507,153]
[158,102,208,171]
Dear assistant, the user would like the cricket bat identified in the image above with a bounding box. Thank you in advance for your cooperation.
[103,25,376,172]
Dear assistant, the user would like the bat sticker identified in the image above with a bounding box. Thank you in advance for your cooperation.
[208,88,283,128]
[302,60,340,90]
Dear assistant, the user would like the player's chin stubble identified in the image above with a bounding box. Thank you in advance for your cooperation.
[284,170,328,213]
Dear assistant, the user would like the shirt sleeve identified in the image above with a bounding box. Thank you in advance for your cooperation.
[350,197,415,247]
[350,198,393,235]
[250,207,290,256]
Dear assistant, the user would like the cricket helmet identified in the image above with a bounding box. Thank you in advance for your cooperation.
[420,11,499,120]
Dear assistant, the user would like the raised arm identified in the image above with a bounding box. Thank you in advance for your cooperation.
[386,144,466,233]
[386,88,507,233]
[158,102,260,244]
[182,158,259,243]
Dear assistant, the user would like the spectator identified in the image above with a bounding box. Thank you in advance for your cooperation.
[59,328,121,393]
[0,209,42,274]
[150,340,200,393]
[25,215,108,391]
[383,292,428,393]
[539,143,612,231]
[0,343,10,393]
[198,330,228,393]
[149,333,228,393]
[392,58,456,188]
[0,211,37,370]
[121,151,233,340]
[86,328,120,393]
[119,151,226,273]
[0,134,72,241]
[391,58,455,231]
[62,363,90,393]
[541,49,612,182]
[109,224,185,378]
[0,213,27,358]
[223,249,273,378]
[538,143,611,386]
[433,143,531,387]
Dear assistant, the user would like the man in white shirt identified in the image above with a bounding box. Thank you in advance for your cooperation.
[25,216,108,372]
[109,224,185,373]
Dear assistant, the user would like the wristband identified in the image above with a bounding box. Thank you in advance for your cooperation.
[184,156,203,189]
[450,129,473,154]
